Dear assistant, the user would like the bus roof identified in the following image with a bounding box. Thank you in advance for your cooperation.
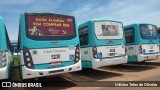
[20,12,75,17]
[124,23,157,28]
[79,19,122,28]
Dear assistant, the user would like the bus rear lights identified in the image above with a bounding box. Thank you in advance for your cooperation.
[28,63,32,67]
[139,45,142,54]
[125,48,127,55]
[23,47,35,69]
[74,45,80,63]
[25,52,29,56]
[0,61,7,68]
[2,52,6,57]
[76,54,79,57]
[93,46,98,58]
[0,50,7,68]
[27,58,30,61]
[76,49,79,52]
[1,58,6,62]
[75,58,79,61]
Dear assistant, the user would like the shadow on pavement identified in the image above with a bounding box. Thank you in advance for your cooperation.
[71,69,123,81]
[100,62,158,72]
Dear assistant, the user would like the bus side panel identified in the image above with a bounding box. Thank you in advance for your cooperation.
[126,45,139,62]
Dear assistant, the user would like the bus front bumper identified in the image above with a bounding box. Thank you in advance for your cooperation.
[92,55,128,69]
[21,61,81,79]
[138,53,160,62]
[0,66,9,80]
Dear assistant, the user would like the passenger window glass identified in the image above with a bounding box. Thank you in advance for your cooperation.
[78,26,89,45]
[124,27,135,43]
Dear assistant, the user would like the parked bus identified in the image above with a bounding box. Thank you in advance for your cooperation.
[11,40,20,56]
[124,23,160,62]
[78,19,127,69]
[18,12,81,79]
[0,17,13,80]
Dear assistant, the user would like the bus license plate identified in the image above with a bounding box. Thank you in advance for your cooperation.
[110,49,115,52]
[51,54,60,59]
[149,50,153,52]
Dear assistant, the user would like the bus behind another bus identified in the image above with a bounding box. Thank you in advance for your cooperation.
[78,19,127,69]
[0,17,13,80]
[124,23,160,62]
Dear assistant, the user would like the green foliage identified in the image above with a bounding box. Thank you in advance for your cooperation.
[13,56,20,66]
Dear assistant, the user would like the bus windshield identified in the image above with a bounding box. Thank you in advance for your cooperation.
[94,21,123,40]
[26,13,76,40]
[139,24,158,40]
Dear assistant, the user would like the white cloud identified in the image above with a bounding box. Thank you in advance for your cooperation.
[1,0,160,40]
[71,0,160,27]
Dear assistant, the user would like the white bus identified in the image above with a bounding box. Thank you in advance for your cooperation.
[18,12,81,79]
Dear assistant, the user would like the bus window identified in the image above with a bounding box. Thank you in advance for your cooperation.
[139,24,157,39]
[124,27,135,43]
[94,21,123,40]
[79,26,89,45]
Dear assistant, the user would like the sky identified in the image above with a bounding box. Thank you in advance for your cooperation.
[0,0,160,40]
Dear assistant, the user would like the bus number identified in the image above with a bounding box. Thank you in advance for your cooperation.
[51,54,60,59]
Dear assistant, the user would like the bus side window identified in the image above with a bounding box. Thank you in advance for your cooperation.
[79,26,89,46]
[124,27,135,44]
